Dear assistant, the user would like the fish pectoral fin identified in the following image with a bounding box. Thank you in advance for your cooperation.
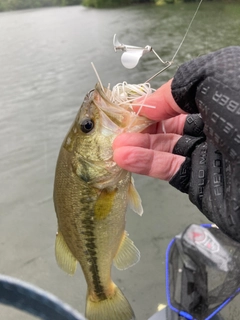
[94,188,117,220]
[128,177,143,216]
[113,231,140,270]
[55,231,77,275]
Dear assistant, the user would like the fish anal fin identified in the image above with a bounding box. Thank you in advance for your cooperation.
[55,231,77,275]
[86,283,135,320]
[128,177,143,216]
[113,231,140,270]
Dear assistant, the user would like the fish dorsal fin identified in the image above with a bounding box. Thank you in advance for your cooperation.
[128,177,143,216]
[113,231,140,270]
[55,231,77,275]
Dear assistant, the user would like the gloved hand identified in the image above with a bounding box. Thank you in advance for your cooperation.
[113,46,240,242]
[170,46,240,242]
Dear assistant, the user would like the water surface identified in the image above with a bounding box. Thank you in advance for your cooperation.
[1,3,240,319]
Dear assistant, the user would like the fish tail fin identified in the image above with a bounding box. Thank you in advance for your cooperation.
[86,283,135,320]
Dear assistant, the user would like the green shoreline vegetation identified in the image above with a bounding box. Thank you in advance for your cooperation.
[82,0,154,8]
[0,0,79,12]
[0,0,238,11]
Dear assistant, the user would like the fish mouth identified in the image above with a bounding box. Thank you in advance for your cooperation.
[85,86,112,109]
[93,82,154,133]
[93,83,132,130]
[86,89,95,100]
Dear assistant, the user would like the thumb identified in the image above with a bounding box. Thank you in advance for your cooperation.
[134,79,186,121]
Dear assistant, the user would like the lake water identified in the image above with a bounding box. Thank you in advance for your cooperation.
[1,2,240,319]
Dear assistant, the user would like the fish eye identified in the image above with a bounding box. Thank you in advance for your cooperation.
[80,118,94,133]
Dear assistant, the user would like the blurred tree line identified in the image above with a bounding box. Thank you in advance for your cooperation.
[0,0,236,11]
[0,0,81,11]
[82,0,154,7]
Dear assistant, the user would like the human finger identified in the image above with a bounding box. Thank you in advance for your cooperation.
[142,114,187,135]
[113,146,185,181]
[134,79,186,121]
[113,132,181,153]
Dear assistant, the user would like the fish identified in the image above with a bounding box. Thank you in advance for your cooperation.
[53,82,154,320]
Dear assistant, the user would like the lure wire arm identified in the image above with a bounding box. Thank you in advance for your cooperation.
[113,34,152,54]
[145,60,172,83]
[112,0,204,82]
[151,48,170,66]
[113,34,172,79]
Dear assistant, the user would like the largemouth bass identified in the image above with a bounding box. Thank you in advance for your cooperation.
[53,82,153,320]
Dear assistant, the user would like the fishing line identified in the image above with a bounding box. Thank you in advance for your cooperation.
[171,0,204,62]
[91,1,204,134]
[145,0,204,83]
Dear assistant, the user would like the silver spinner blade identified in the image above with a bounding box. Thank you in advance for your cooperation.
[113,34,152,69]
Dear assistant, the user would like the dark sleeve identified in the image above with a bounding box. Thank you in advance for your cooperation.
[171,46,240,163]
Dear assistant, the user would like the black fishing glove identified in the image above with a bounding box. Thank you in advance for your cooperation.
[169,46,240,242]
